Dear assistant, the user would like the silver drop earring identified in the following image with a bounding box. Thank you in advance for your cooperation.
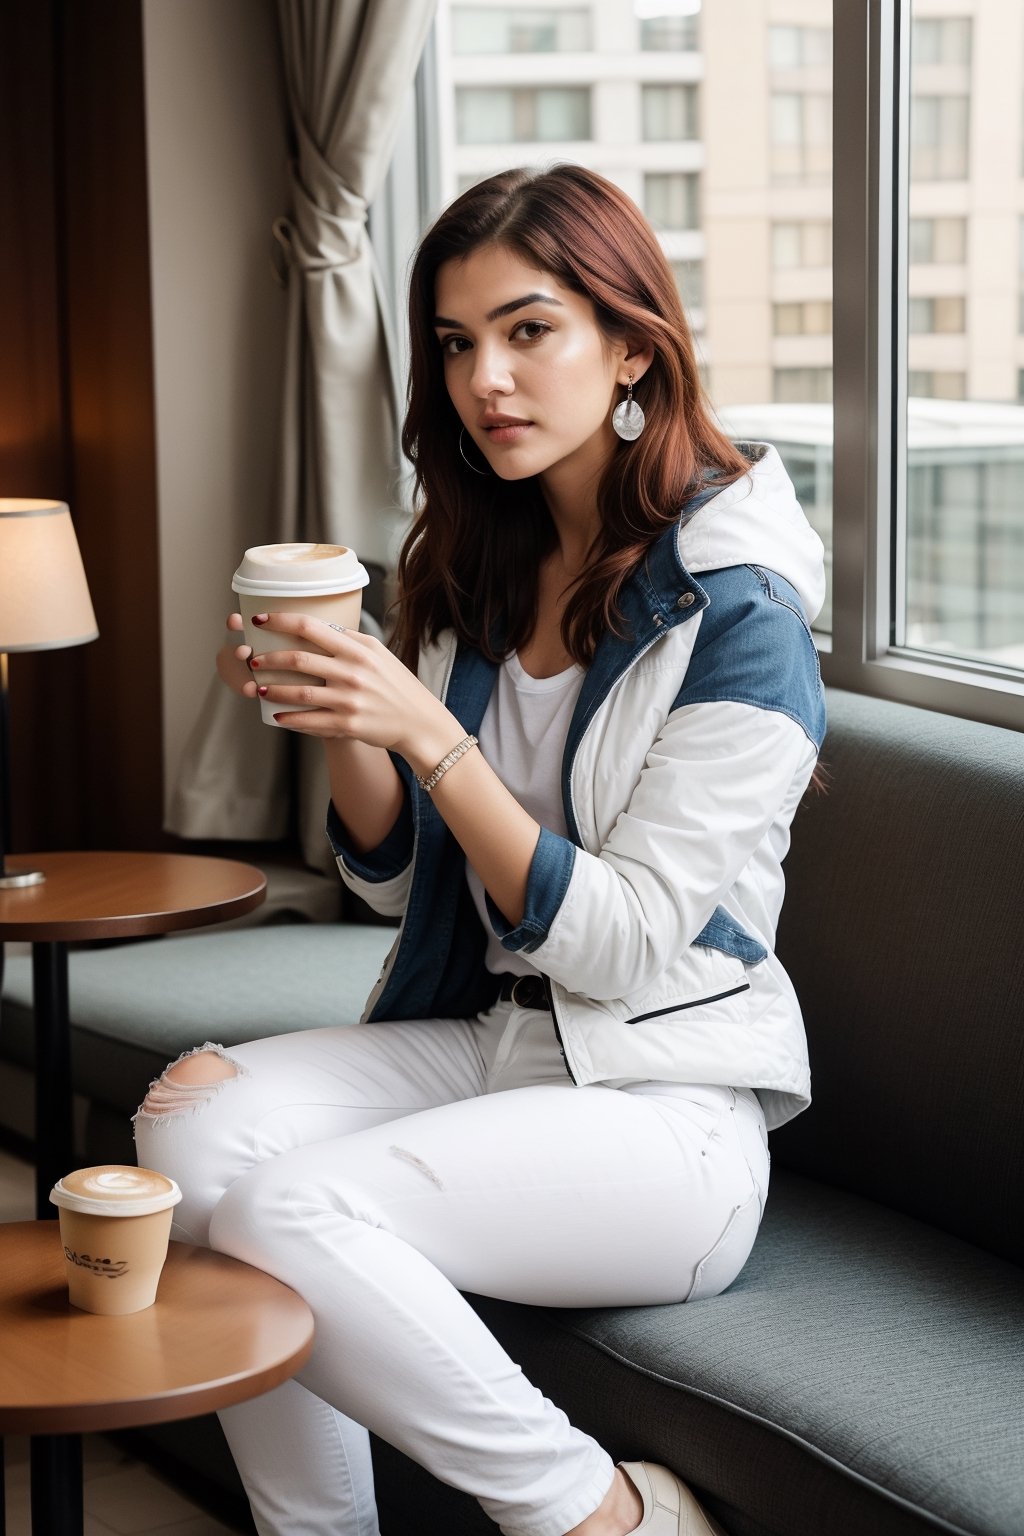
[459,427,492,476]
[612,374,645,441]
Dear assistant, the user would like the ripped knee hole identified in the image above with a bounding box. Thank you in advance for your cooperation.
[135,1043,243,1121]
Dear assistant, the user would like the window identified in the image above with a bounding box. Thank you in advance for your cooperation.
[773,367,833,404]
[451,8,590,53]
[640,16,698,53]
[770,92,832,181]
[670,259,704,317]
[907,371,967,400]
[890,0,1023,684]
[642,84,698,142]
[911,96,970,181]
[912,17,972,67]
[907,296,966,334]
[769,25,831,70]
[908,216,967,264]
[644,173,699,231]
[773,301,833,336]
[772,221,831,269]
[455,86,591,143]
[412,0,1023,730]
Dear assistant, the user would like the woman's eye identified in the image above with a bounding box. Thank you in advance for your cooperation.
[513,320,550,343]
[440,335,470,356]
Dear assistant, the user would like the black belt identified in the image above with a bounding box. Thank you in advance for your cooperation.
[496,973,551,1010]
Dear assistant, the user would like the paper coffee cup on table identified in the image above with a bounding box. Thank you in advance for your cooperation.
[50,1165,181,1316]
[232,543,370,726]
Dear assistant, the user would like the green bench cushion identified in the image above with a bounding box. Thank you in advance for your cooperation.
[374,1170,1024,1536]
[0,922,396,1115]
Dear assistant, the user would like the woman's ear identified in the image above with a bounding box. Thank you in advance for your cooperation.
[618,338,656,385]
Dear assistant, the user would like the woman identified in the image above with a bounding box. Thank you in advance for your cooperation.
[135,165,826,1536]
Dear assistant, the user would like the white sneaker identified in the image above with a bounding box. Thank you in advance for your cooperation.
[619,1462,728,1536]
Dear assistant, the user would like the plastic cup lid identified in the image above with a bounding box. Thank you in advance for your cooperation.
[232,542,370,597]
[50,1165,182,1218]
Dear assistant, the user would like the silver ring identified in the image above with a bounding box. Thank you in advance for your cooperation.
[328,623,347,633]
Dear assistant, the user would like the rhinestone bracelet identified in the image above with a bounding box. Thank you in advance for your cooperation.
[415,735,479,794]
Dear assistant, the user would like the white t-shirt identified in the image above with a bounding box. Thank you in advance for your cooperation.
[466,650,715,1100]
[466,650,584,979]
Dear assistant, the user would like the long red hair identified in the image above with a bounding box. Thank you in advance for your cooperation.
[394,164,751,668]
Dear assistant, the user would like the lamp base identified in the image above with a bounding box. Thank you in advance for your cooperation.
[0,866,46,889]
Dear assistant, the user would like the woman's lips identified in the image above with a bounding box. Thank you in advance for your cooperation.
[483,421,532,445]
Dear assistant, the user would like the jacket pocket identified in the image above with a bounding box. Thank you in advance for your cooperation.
[626,980,750,1025]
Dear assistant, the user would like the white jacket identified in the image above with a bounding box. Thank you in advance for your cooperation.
[331,445,826,1129]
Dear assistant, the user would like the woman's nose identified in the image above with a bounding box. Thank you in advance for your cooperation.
[469,347,513,398]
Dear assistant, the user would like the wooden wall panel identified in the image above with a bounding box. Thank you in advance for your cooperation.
[0,0,165,853]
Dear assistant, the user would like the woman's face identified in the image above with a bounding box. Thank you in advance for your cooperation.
[434,244,639,497]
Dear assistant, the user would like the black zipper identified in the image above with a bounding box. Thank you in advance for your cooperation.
[626,981,750,1024]
[544,975,578,1083]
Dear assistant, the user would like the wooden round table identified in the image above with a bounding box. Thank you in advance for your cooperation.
[0,852,266,1216]
[0,1220,314,1535]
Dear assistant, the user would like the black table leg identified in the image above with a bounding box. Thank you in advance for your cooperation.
[32,940,73,1219]
[30,1435,83,1536]
[1,1433,6,1536]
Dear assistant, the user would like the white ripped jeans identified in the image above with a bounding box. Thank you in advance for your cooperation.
[133,1002,769,1536]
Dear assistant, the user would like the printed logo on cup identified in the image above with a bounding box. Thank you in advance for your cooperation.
[63,1247,129,1279]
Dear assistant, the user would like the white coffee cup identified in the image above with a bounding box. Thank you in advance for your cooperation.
[231,543,370,726]
[50,1164,182,1316]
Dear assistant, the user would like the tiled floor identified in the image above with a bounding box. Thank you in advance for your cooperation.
[0,1145,241,1535]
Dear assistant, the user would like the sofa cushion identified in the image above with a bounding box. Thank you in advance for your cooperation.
[0,922,396,1116]
[373,1169,1024,1536]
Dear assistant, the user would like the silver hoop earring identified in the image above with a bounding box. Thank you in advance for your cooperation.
[612,374,646,441]
[459,427,492,476]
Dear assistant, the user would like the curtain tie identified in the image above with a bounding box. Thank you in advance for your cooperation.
[271,166,368,283]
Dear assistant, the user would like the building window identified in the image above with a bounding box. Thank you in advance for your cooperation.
[644,173,699,231]
[769,25,831,70]
[773,301,833,336]
[456,86,591,144]
[907,296,966,334]
[907,370,967,400]
[908,216,967,264]
[773,367,833,404]
[640,15,698,52]
[451,7,590,54]
[772,221,832,268]
[770,92,832,182]
[911,17,972,67]
[642,84,699,142]
[911,95,970,180]
[670,259,704,317]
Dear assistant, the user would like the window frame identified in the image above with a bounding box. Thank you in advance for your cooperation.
[828,0,1022,730]
[384,5,1023,733]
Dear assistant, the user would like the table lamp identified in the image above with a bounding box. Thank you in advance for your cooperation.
[0,500,99,888]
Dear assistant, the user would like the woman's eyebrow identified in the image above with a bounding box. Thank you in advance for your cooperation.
[433,293,565,329]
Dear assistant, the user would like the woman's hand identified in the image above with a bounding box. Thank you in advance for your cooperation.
[246,611,459,768]
[216,613,255,697]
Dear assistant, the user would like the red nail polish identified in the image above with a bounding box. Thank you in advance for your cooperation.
[251,614,268,626]
[250,657,260,669]
[257,686,268,697]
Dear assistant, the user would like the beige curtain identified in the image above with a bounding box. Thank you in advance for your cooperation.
[169,0,436,867]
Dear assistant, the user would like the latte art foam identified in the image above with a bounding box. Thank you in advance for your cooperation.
[51,1164,182,1218]
[61,1165,173,1202]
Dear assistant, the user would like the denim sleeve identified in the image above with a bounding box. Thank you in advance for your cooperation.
[326,768,415,883]
[485,825,577,953]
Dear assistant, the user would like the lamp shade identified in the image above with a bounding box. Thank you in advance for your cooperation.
[0,500,98,651]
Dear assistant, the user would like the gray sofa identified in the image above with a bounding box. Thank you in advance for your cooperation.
[2,687,1023,1535]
